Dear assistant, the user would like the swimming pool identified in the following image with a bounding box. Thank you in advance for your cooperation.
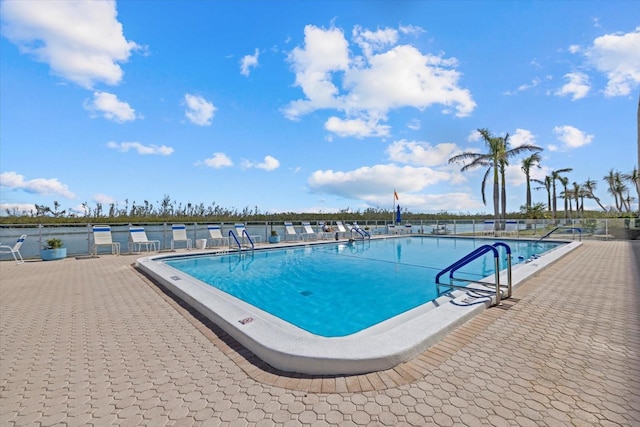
[163,237,560,337]
[136,235,580,375]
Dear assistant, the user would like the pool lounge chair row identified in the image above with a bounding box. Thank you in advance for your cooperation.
[89,223,262,255]
[476,220,519,236]
[90,220,420,256]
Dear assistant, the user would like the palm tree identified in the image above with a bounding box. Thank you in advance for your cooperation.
[449,128,503,225]
[498,135,542,222]
[533,176,552,212]
[551,168,573,219]
[622,167,639,215]
[604,169,628,211]
[559,176,570,219]
[582,178,608,212]
[521,153,542,212]
[450,129,542,226]
[519,202,548,219]
[571,182,582,218]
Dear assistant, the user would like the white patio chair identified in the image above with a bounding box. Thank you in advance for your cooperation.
[92,225,120,255]
[284,222,303,241]
[501,220,518,237]
[336,221,348,238]
[0,234,26,265]
[234,223,261,244]
[207,225,230,247]
[301,222,319,240]
[171,224,192,250]
[129,227,160,253]
[478,220,495,236]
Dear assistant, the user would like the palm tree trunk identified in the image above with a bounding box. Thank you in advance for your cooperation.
[501,169,507,225]
[493,168,500,230]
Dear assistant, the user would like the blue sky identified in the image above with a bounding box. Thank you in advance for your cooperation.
[1,0,638,216]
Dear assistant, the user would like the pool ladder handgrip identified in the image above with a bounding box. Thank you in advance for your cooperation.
[435,243,512,306]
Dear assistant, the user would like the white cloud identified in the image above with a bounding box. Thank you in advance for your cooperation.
[0,171,75,198]
[284,24,475,137]
[202,152,233,168]
[585,27,640,96]
[504,75,552,95]
[518,77,541,91]
[184,93,216,126]
[467,130,482,142]
[509,129,537,147]
[308,163,450,201]
[0,0,139,89]
[307,163,485,212]
[352,25,398,58]
[324,116,390,138]
[568,44,581,54]
[398,24,425,37]
[285,25,349,119]
[255,155,280,171]
[93,193,115,204]
[553,125,594,149]
[555,72,590,100]
[386,140,459,167]
[85,91,137,122]
[240,48,259,76]
[107,141,173,155]
[407,119,421,131]
[241,155,280,171]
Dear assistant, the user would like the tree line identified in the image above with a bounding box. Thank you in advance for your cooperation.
[448,128,639,224]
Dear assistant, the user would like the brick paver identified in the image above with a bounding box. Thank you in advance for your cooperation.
[1,240,639,426]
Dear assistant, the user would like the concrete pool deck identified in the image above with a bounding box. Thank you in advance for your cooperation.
[1,239,639,425]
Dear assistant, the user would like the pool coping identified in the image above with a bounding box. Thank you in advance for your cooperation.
[135,236,581,375]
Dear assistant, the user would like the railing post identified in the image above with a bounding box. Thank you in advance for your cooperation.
[494,255,501,306]
[87,223,91,255]
[163,223,168,250]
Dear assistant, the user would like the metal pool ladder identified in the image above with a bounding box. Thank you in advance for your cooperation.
[228,230,255,253]
[435,242,512,306]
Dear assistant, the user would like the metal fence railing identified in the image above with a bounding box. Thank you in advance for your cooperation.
[1,218,638,261]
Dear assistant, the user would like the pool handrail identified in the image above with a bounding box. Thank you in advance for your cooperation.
[536,226,582,243]
[241,229,255,249]
[351,225,370,240]
[492,242,512,298]
[435,242,512,305]
[228,230,242,251]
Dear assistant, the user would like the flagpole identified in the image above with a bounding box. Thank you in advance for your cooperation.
[392,189,396,223]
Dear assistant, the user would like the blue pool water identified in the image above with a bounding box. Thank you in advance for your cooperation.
[164,237,562,337]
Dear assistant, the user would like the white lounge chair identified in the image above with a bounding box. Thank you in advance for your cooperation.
[318,222,336,240]
[171,224,192,250]
[234,223,261,244]
[284,222,302,241]
[92,225,120,255]
[336,221,348,238]
[0,234,26,265]
[501,220,518,237]
[387,224,398,234]
[207,225,230,247]
[129,227,160,253]
[301,222,318,240]
[432,224,448,235]
[478,220,495,236]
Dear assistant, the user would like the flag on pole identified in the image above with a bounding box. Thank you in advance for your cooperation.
[394,190,399,200]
